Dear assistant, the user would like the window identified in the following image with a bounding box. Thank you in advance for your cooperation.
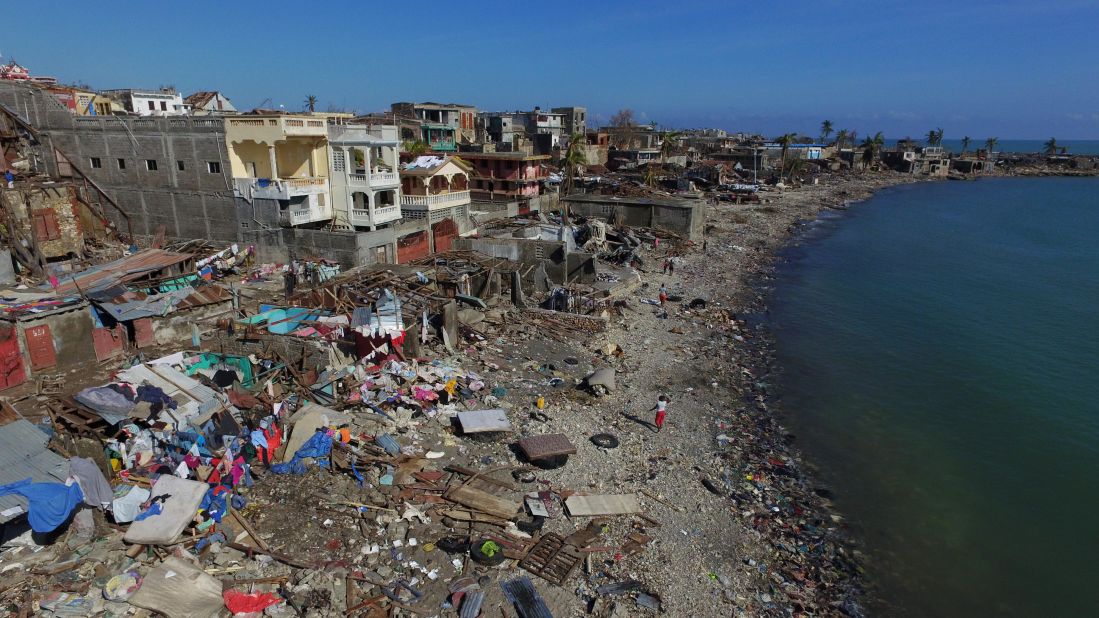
[145,159,158,171]
[147,101,155,111]
[117,158,126,169]
[317,193,325,206]
[207,161,221,174]
[160,101,167,111]
[177,161,185,171]
[89,157,102,169]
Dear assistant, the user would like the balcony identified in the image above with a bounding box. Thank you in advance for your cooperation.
[348,170,399,188]
[400,190,470,211]
[226,115,328,140]
[239,177,329,201]
[349,204,402,227]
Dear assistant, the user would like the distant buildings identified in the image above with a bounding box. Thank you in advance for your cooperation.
[185,91,236,114]
[391,102,477,149]
[101,88,187,116]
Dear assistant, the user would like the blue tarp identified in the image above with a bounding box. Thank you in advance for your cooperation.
[270,431,332,475]
[0,479,84,533]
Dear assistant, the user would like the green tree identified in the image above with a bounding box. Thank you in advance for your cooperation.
[985,137,998,154]
[820,120,834,144]
[402,140,429,156]
[304,94,318,113]
[1044,137,1059,155]
[926,128,944,146]
[961,136,971,155]
[835,129,849,150]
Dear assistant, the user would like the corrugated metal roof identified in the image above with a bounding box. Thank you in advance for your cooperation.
[0,420,68,523]
[54,250,195,296]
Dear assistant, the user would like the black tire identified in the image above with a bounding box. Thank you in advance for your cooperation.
[590,433,620,449]
[436,537,469,554]
[470,539,507,566]
[517,516,546,534]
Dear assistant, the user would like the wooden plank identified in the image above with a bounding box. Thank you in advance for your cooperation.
[564,494,642,516]
[444,485,520,520]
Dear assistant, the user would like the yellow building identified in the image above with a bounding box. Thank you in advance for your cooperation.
[224,115,333,227]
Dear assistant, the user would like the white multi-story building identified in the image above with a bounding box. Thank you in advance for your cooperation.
[101,88,187,116]
[328,124,402,231]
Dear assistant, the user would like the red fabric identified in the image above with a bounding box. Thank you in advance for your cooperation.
[223,589,281,613]
[655,410,667,429]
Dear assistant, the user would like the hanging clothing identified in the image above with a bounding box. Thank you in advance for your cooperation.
[0,479,84,533]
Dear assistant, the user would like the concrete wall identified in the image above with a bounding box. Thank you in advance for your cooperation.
[0,81,237,242]
[564,195,706,241]
[240,200,397,269]
[453,237,594,285]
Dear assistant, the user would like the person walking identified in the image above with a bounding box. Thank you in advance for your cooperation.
[668,255,675,276]
[651,395,669,432]
[658,283,668,307]
[662,258,669,275]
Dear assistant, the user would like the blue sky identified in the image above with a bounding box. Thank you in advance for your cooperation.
[5,0,1099,138]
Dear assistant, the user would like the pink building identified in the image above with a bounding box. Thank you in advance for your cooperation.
[459,152,550,201]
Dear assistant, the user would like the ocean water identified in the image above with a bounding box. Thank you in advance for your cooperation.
[768,177,1099,617]
[936,138,1099,155]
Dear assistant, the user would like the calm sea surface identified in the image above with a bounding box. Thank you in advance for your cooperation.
[768,177,1099,617]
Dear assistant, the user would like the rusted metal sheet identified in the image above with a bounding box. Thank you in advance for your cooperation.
[432,218,458,254]
[133,317,154,348]
[24,324,56,371]
[54,249,195,295]
[518,533,583,586]
[0,328,26,390]
[517,434,577,461]
[92,326,125,361]
[397,231,430,263]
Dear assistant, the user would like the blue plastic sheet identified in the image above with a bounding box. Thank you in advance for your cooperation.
[270,431,333,475]
[0,479,84,533]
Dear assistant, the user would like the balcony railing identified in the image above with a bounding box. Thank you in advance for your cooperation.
[289,209,315,224]
[400,190,470,209]
[350,204,402,226]
[285,177,326,190]
[238,177,329,202]
[348,171,399,186]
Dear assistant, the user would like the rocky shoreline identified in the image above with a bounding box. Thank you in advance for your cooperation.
[546,170,928,617]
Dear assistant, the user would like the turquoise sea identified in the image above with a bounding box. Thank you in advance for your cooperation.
[768,177,1099,617]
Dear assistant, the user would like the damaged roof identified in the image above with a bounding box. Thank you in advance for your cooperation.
[53,249,196,296]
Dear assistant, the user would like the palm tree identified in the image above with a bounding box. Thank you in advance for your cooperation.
[835,129,849,151]
[985,137,998,154]
[899,136,916,151]
[849,130,858,149]
[961,136,971,155]
[560,132,588,197]
[860,132,885,169]
[1044,137,1059,155]
[304,95,318,113]
[926,128,944,146]
[659,131,682,168]
[402,140,429,156]
[777,133,796,180]
[820,120,834,144]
